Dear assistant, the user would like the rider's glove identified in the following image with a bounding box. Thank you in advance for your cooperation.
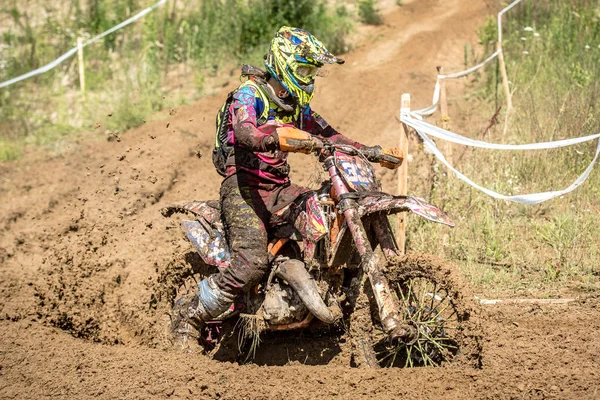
[361,145,383,161]
[263,134,279,151]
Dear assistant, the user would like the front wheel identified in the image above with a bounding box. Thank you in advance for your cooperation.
[351,252,482,368]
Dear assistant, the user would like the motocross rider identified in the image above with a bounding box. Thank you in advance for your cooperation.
[171,26,402,341]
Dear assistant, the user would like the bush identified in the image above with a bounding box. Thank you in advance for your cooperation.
[358,0,383,26]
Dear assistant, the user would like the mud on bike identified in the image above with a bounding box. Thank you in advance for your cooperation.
[162,127,480,368]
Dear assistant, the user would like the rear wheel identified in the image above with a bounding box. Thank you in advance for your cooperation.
[351,252,481,368]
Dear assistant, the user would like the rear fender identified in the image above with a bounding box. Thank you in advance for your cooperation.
[161,200,220,224]
[357,195,454,227]
[182,219,231,269]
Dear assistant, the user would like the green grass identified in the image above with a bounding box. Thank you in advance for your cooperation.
[407,0,600,297]
[0,138,23,161]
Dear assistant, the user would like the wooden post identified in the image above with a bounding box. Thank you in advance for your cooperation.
[77,37,85,93]
[437,66,452,166]
[497,41,512,115]
[397,93,410,254]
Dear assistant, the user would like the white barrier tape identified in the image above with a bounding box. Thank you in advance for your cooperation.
[0,0,169,89]
[400,112,600,205]
[412,50,501,118]
[498,0,524,44]
[439,49,501,80]
[403,112,600,150]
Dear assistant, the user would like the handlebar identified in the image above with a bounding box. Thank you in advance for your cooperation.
[275,127,402,167]
[315,141,402,167]
[379,153,402,165]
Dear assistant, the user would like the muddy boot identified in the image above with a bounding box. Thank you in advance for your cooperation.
[170,275,236,349]
[170,293,203,351]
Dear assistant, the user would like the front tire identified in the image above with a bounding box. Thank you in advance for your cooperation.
[351,252,482,368]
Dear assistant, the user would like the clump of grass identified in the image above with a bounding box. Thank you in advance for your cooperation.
[357,0,383,26]
[0,138,23,161]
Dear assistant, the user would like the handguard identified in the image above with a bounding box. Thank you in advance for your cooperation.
[380,147,404,169]
[276,127,323,154]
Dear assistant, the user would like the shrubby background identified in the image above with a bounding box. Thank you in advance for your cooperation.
[0,0,356,160]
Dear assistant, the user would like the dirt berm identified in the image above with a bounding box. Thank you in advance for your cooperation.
[1,0,599,398]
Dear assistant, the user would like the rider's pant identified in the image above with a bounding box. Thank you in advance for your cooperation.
[213,171,310,294]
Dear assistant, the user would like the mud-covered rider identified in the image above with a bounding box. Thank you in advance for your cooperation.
[171,26,402,340]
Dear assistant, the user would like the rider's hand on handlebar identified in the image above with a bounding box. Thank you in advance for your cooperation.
[361,145,383,161]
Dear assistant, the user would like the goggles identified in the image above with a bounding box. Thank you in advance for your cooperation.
[295,65,320,80]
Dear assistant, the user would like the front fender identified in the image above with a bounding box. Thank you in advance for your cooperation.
[357,195,454,227]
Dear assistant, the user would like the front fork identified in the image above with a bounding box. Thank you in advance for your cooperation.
[327,159,410,340]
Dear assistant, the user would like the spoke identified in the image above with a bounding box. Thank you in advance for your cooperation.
[428,298,454,322]
[390,348,399,367]
[379,343,408,368]
[423,290,450,321]
[413,280,429,322]
[405,345,414,368]
[421,332,458,342]
[420,336,449,354]
[420,333,458,350]
[406,279,415,309]
[433,325,459,331]
[379,349,395,364]
[431,309,459,332]
[423,350,439,367]
[417,339,439,366]
[398,283,410,311]
[429,282,437,312]
[418,318,448,326]
[406,278,429,323]
[444,308,458,324]
[415,337,429,367]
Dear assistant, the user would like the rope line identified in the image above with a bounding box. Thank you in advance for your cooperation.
[400,112,600,205]
[412,50,501,117]
[403,112,600,150]
[0,0,169,89]
[498,0,524,44]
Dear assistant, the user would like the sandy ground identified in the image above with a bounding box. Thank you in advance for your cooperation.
[1,0,599,398]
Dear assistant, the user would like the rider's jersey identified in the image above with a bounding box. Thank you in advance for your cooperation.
[225,80,363,184]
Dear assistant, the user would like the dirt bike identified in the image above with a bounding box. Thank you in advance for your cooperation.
[161,129,479,368]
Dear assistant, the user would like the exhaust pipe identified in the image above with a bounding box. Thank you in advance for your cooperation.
[275,260,339,324]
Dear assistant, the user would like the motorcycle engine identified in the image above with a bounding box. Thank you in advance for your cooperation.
[261,281,308,325]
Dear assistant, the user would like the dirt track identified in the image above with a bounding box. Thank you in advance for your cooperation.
[1,0,599,398]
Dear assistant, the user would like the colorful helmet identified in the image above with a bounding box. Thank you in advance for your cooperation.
[264,26,345,107]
